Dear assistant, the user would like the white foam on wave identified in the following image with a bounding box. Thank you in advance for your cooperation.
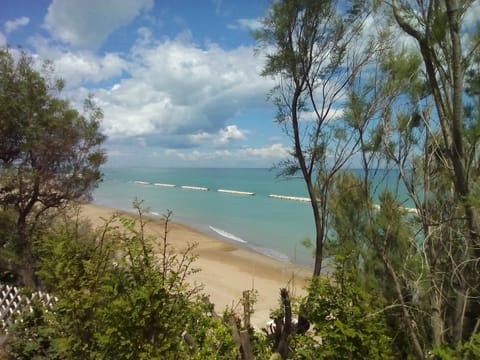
[209,226,247,244]
[150,211,160,216]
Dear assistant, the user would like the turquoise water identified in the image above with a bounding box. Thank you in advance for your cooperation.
[92,167,410,268]
[93,167,316,267]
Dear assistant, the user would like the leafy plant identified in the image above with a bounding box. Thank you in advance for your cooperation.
[6,202,237,359]
[300,269,396,359]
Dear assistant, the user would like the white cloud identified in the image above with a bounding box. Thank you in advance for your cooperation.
[229,18,263,32]
[26,37,129,87]
[219,125,247,142]
[77,39,273,141]
[4,17,30,33]
[241,143,290,159]
[190,125,248,146]
[0,32,6,47]
[54,52,128,86]
[164,143,289,165]
[299,108,344,122]
[43,0,154,49]
[11,1,280,166]
[24,34,273,160]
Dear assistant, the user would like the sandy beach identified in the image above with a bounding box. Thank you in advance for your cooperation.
[80,203,311,329]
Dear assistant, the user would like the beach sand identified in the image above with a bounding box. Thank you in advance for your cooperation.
[80,203,311,329]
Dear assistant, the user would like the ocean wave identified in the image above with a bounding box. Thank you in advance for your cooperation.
[209,226,247,243]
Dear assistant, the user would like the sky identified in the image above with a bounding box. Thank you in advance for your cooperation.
[0,0,287,168]
[2,1,479,169]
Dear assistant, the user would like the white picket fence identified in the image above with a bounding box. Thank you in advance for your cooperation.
[0,283,57,329]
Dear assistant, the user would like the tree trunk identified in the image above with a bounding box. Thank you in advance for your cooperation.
[16,214,36,287]
[452,285,468,345]
[393,0,480,348]
[291,81,325,276]
[382,253,424,360]
[431,287,445,346]
[308,180,324,276]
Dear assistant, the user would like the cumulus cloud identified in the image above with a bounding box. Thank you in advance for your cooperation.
[43,0,153,49]
[15,0,279,166]
[54,52,128,86]
[27,33,270,146]
[81,39,273,142]
[190,125,248,146]
[26,37,128,87]
[5,16,30,33]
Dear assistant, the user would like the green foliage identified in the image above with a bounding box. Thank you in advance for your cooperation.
[300,271,396,359]
[327,173,371,263]
[326,172,424,356]
[256,0,342,79]
[6,204,237,359]
[0,47,106,286]
[181,303,238,360]
[433,332,480,359]
[6,297,59,360]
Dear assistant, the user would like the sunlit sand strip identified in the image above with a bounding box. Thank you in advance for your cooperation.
[268,194,311,202]
[181,185,209,191]
[154,183,176,188]
[217,189,255,196]
[134,181,150,185]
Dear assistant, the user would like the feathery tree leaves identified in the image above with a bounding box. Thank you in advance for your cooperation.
[0,47,106,287]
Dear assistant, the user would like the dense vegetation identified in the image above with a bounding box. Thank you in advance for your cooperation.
[0,48,106,287]
[256,0,480,358]
[1,0,480,358]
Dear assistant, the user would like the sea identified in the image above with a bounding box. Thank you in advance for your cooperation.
[92,167,408,268]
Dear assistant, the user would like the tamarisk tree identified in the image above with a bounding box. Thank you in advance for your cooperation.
[0,48,106,287]
[256,0,373,275]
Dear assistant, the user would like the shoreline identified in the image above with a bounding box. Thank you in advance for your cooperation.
[79,203,311,329]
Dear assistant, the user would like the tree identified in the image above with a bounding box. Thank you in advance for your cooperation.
[256,0,373,276]
[0,47,106,287]
[300,268,397,359]
[330,1,480,356]
[381,0,480,350]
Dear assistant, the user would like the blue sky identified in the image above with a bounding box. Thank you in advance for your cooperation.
[1,0,288,168]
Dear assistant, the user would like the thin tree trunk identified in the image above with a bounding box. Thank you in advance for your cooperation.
[382,254,424,360]
[308,181,324,276]
[291,80,325,276]
[16,215,36,287]
[431,287,445,346]
[452,284,468,344]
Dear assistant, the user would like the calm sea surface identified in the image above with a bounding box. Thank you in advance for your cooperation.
[92,167,409,268]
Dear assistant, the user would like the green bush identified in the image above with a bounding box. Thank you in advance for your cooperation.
[5,203,237,359]
[299,267,396,359]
